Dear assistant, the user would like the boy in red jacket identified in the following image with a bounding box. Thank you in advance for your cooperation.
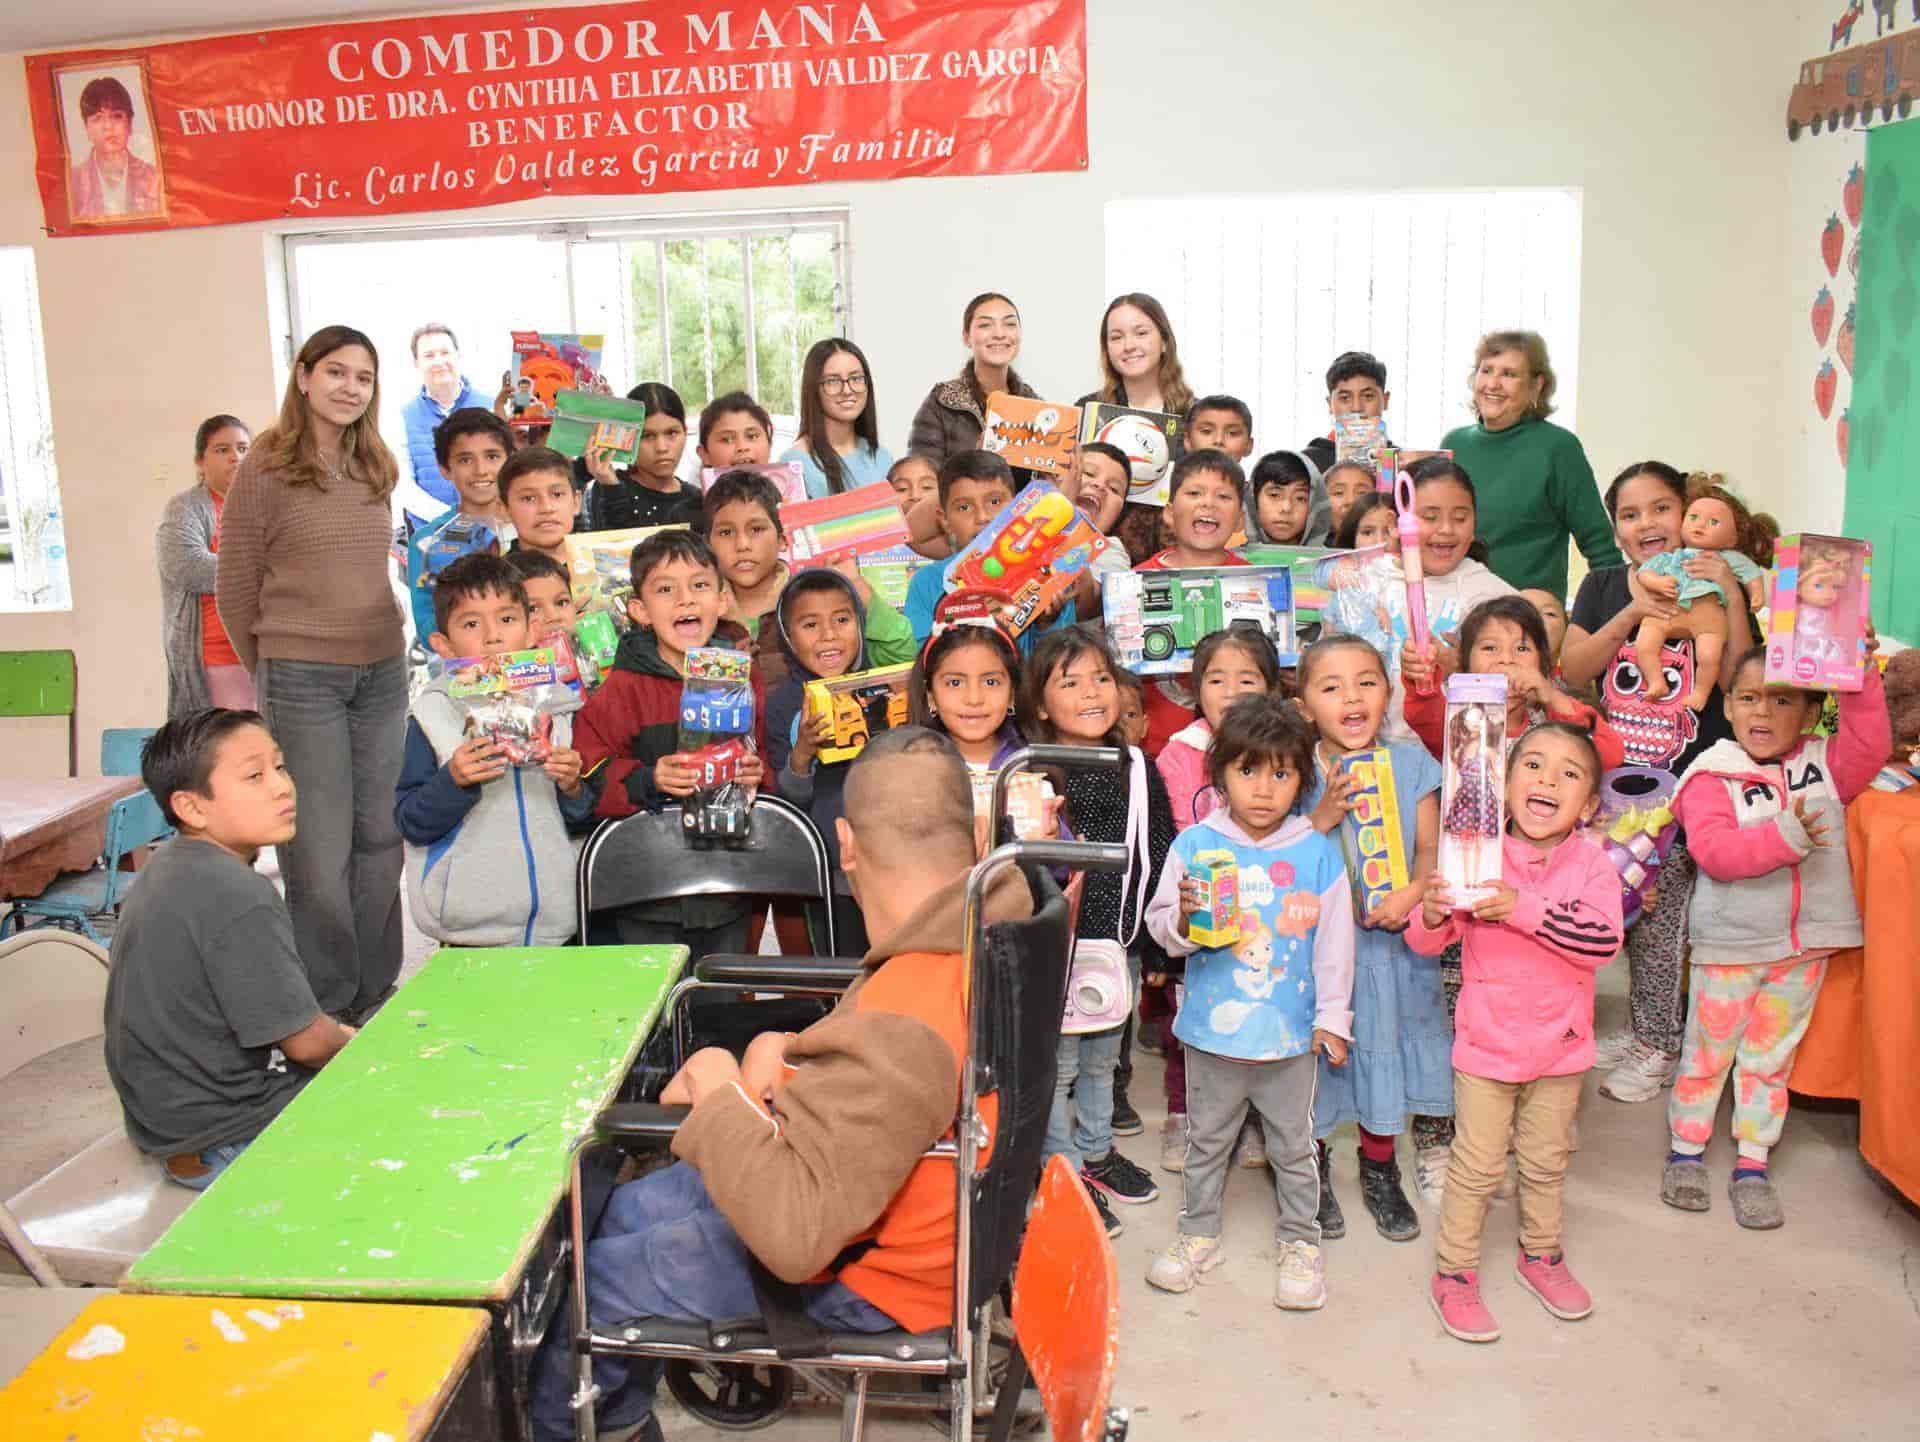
[574,530,768,954]
[527,727,1031,1442]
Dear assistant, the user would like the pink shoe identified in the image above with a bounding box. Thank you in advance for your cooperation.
[1514,1246,1593,1321]
[1429,1270,1500,1343]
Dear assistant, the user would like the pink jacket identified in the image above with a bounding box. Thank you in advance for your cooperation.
[1155,720,1220,832]
[1408,834,1623,1082]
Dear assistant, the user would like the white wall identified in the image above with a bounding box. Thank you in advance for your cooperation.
[0,0,1800,773]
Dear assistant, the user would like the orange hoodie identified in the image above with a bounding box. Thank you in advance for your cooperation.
[671,867,1031,1332]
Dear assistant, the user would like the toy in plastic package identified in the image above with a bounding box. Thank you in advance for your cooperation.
[1102,566,1296,675]
[536,628,594,697]
[1077,402,1184,505]
[419,515,503,594]
[573,611,618,680]
[944,482,1110,635]
[803,663,912,766]
[1438,672,1508,908]
[675,647,756,842]
[1187,848,1241,947]
[1765,532,1873,693]
[981,393,1081,474]
[1333,413,1386,466]
[1314,545,1411,679]
[1584,766,1680,929]
[446,648,569,765]
[1337,748,1409,916]
[565,526,682,625]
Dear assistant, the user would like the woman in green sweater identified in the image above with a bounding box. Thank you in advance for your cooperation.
[1441,331,1621,598]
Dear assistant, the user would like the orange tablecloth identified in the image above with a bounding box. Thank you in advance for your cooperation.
[1789,786,1920,1205]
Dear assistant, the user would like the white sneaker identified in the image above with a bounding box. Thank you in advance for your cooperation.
[1274,1240,1327,1311]
[1600,1041,1678,1104]
[1159,1115,1188,1174]
[1147,1233,1223,1293]
[1414,1145,1450,1209]
[1591,1030,1635,1070]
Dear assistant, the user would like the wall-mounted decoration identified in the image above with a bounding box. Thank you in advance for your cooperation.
[1787,12,1920,140]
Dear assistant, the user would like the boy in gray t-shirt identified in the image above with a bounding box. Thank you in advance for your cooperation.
[105,709,357,1190]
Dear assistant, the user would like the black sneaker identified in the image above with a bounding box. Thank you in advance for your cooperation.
[1083,1149,1160,1205]
[1315,1142,1346,1241]
[1111,1087,1144,1138]
[1357,1153,1421,1242]
[1087,1182,1124,1239]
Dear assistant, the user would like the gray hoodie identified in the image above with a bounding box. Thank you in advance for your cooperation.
[1243,449,1333,546]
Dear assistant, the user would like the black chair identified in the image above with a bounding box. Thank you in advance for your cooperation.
[559,749,1128,1442]
[574,792,838,956]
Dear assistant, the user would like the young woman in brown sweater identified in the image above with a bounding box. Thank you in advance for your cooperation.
[215,325,408,1022]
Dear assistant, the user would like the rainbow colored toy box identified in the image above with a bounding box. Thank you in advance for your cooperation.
[945,481,1110,635]
[1337,749,1409,915]
[1765,533,1872,693]
[782,482,911,567]
[1188,848,1241,947]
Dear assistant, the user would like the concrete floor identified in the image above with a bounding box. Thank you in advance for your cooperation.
[5,925,1916,1440]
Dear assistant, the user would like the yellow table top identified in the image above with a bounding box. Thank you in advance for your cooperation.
[0,1293,489,1440]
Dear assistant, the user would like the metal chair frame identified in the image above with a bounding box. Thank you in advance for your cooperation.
[561,745,1128,1442]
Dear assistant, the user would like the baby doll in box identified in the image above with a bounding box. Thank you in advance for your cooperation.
[1633,480,1775,708]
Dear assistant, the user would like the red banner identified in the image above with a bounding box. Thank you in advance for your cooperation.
[25,0,1086,237]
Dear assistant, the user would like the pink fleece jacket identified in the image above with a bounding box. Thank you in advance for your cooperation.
[1155,719,1220,832]
[1408,833,1623,1081]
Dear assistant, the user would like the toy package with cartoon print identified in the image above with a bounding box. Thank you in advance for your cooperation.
[1765,533,1872,693]
[1313,545,1410,677]
[564,525,684,628]
[981,393,1081,475]
[446,648,570,764]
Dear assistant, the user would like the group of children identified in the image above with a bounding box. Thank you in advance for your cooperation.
[116,346,1895,1353]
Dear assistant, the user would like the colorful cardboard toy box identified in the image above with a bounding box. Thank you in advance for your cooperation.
[1765,532,1872,693]
[945,482,1110,635]
[781,482,911,567]
[1078,402,1184,505]
[1337,748,1409,914]
[982,393,1081,475]
[1188,849,1241,947]
[1102,566,1296,674]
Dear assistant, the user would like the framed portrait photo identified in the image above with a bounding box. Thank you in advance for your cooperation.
[53,58,168,225]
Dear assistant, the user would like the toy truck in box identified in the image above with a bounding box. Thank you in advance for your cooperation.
[1102,567,1296,674]
[804,663,913,765]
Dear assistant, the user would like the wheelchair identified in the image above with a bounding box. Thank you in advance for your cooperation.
[558,745,1134,1440]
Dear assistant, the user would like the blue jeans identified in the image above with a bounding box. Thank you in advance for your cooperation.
[1046,1027,1125,1169]
[528,1162,895,1442]
[166,1140,248,1192]
[256,656,407,1017]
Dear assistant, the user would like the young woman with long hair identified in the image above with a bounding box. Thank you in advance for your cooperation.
[781,336,892,497]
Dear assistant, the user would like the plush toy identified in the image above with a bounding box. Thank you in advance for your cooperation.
[1875,648,1920,791]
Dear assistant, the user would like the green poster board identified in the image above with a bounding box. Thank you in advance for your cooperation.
[1846,124,1920,642]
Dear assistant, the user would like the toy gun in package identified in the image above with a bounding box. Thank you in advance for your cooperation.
[804,663,912,766]
[446,648,570,764]
[945,482,1110,635]
[676,647,756,843]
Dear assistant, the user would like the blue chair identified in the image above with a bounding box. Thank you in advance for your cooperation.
[3,728,170,944]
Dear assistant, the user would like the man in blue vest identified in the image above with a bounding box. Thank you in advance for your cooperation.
[400,322,488,518]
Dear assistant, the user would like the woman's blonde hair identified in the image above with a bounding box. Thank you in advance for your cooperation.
[1469,330,1557,422]
[254,324,397,500]
[1097,293,1193,415]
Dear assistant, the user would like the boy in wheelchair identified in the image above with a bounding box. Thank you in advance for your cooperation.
[528,727,1034,1442]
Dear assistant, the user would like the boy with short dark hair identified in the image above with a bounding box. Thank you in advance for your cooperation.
[1186,395,1255,465]
[696,391,775,470]
[1303,351,1392,476]
[395,555,592,947]
[501,446,583,566]
[1245,450,1330,545]
[505,549,578,636]
[703,469,791,639]
[105,709,355,1191]
[574,531,770,955]
[406,407,517,643]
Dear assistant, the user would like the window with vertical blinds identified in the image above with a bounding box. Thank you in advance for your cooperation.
[1104,190,1582,452]
[0,247,69,611]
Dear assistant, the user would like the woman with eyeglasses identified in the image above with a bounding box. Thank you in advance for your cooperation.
[781,337,892,498]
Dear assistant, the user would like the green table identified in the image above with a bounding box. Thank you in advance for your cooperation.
[126,944,684,1301]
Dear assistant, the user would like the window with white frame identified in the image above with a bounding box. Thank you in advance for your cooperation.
[284,208,848,514]
[1104,190,1583,452]
[0,247,70,612]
